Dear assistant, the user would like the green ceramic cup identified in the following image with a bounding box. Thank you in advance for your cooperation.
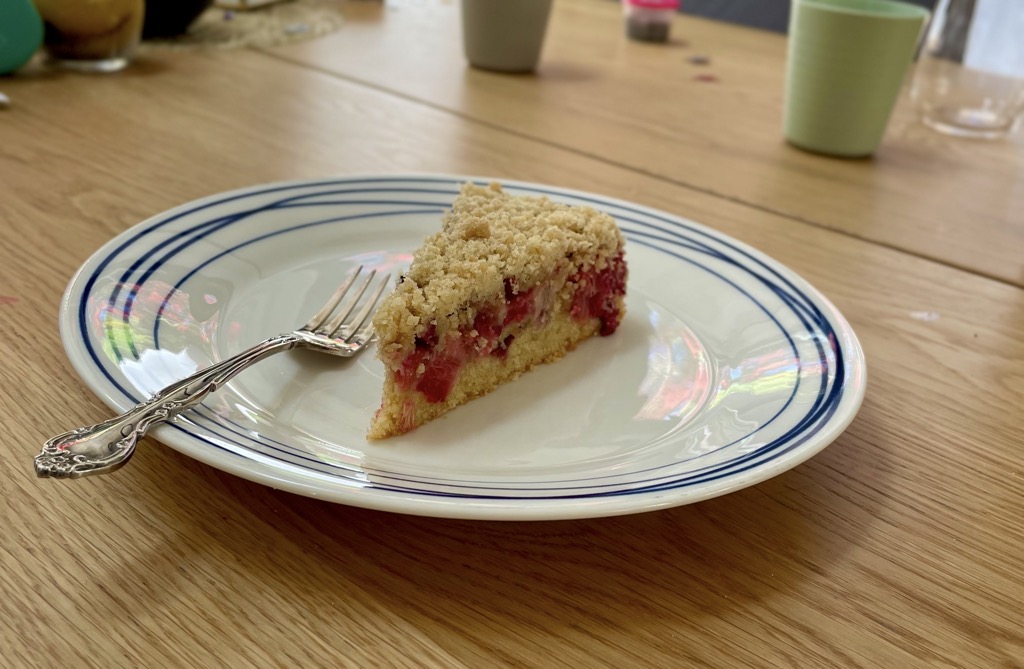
[784,0,930,157]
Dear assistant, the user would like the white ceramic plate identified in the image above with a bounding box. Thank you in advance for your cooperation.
[61,175,866,520]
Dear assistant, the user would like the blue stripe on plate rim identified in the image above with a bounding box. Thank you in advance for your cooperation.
[68,175,863,503]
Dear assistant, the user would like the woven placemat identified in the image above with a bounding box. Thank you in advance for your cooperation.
[142,0,345,51]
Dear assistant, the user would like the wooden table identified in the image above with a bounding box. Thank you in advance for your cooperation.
[1,1,1022,667]
[270,0,1024,287]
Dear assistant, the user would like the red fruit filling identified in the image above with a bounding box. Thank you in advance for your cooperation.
[504,278,535,325]
[395,251,626,403]
[472,309,503,355]
[415,348,465,403]
[570,250,627,335]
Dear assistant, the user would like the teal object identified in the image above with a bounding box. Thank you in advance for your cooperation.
[0,0,43,74]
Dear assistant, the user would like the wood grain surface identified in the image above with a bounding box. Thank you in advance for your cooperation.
[265,0,1024,287]
[0,23,1022,669]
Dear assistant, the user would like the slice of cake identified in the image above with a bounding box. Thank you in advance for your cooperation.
[368,183,627,439]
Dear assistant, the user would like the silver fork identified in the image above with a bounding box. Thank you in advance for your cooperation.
[35,267,391,480]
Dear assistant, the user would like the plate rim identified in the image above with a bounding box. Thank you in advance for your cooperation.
[59,173,867,520]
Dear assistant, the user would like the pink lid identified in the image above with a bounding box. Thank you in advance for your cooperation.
[625,0,680,9]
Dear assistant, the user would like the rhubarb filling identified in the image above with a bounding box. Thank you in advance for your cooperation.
[391,251,626,406]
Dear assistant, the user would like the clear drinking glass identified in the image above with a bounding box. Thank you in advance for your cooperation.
[910,0,1024,139]
[34,0,145,73]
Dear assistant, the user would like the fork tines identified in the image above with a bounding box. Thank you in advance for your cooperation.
[304,266,391,344]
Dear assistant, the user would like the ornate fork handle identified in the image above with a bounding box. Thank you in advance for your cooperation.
[35,334,301,479]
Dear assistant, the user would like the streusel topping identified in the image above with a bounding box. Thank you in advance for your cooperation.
[373,183,624,361]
